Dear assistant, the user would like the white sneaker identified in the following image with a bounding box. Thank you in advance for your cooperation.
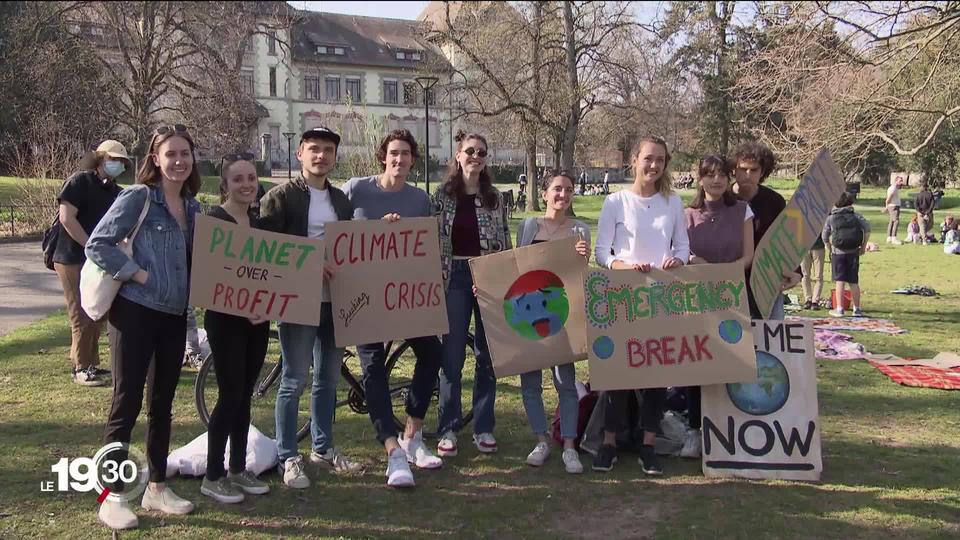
[98,500,138,530]
[279,455,310,489]
[437,431,458,457]
[526,442,550,466]
[399,431,442,469]
[891,238,902,245]
[680,428,702,459]
[309,448,364,474]
[473,433,498,454]
[885,236,893,244]
[561,448,584,474]
[385,448,415,488]
[829,308,845,318]
[140,486,194,515]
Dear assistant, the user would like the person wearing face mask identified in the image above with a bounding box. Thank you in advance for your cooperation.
[683,155,755,459]
[258,127,363,489]
[592,136,690,476]
[54,140,130,387]
[514,172,591,474]
[199,153,271,504]
[86,125,202,529]
[341,129,443,488]
[434,130,512,457]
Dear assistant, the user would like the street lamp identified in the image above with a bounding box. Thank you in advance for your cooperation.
[282,132,296,181]
[415,75,439,194]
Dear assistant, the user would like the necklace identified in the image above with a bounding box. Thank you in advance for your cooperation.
[539,217,569,240]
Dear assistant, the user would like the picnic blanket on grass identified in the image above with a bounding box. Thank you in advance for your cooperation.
[787,316,906,334]
[815,329,867,360]
[868,353,960,391]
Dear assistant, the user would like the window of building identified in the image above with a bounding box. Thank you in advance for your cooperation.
[396,51,406,60]
[383,80,398,104]
[240,70,254,95]
[267,32,277,55]
[411,52,422,61]
[269,67,277,97]
[426,88,436,106]
[403,82,418,105]
[334,47,345,55]
[304,76,320,100]
[345,78,361,103]
[325,76,341,102]
[318,45,327,54]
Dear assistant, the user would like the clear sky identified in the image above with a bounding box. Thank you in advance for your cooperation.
[292,1,430,20]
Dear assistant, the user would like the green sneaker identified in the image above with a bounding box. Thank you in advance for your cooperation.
[228,470,270,495]
[201,476,244,504]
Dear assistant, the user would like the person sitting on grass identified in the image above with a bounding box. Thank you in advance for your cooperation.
[905,215,921,244]
[822,192,871,318]
[944,220,959,255]
[940,214,955,244]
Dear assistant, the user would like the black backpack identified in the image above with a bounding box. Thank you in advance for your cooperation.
[40,211,61,271]
[831,212,863,250]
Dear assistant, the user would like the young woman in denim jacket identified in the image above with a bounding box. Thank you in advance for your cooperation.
[433,130,511,457]
[86,125,201,530]
[514,172,591,474]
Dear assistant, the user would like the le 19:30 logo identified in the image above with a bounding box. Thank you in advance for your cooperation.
[42,443,149,503]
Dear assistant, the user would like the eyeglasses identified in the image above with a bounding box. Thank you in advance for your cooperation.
[155,124,188,135]
[220,152,255,174]
[462,147,488,158]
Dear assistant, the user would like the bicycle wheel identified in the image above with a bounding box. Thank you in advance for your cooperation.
[194,330,312,443]
[383,333,475,439]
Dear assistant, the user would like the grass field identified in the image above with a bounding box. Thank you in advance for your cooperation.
[0,180,958,538]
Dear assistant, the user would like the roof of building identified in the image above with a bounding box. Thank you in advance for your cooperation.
[291,11,448,71]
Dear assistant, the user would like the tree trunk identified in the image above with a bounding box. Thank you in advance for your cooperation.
[560,1,579,173]
[524,118,540,212]
[712,1,733,155]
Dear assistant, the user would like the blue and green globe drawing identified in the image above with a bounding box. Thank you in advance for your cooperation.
[593,336,614,359]
[726,351,790,415]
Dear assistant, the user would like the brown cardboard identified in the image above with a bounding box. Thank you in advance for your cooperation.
[190,214,325,325]
[750,148,846,318]
[469,237,588,377]
[584,263,757,390]
[325,217,447,347]
[702,320,823,481]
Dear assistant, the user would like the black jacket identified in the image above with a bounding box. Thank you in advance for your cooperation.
[258,175,353,237]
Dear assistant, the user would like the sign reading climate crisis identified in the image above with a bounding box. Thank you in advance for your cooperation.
[585,263,757,391]
[325,217,447,347]
[750,148,845,318]
[189,214,325,325]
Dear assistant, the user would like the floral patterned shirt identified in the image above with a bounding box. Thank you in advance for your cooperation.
[432,186,512,288]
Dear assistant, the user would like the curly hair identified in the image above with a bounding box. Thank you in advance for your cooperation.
[375,129,421,171]
[732,141,777,184]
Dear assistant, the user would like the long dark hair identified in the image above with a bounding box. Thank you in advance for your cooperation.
[136,126,201,197]
[690,154,737,209]
[540,170,575,192]
[443,130,498,209]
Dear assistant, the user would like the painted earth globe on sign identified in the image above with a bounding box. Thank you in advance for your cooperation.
[503,270,570,340]
[726,351,790,415]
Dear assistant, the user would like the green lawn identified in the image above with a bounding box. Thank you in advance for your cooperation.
[0,183,958,538]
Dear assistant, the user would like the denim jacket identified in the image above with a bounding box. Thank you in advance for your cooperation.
[86,184,200,315]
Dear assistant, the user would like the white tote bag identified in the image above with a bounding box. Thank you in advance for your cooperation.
[80,194,152,321]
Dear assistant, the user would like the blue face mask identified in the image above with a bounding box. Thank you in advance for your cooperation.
[103,160,125,178]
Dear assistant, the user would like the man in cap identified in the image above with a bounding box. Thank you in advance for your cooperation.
[259,127,363,488]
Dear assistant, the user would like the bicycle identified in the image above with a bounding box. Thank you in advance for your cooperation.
[195,325,476,442]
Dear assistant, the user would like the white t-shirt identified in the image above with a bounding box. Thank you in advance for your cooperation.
[886,185,901,208]
[307,185,337,239]
[307,185,338,302]
[594,190,691,267]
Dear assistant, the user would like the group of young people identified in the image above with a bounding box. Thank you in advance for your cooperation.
[55,123,801,531]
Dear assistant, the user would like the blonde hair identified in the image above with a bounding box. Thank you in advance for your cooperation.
[630,136,673,198]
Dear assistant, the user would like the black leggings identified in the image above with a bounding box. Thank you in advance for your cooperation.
[104,295,186,485]
[357,335,442,444]
[204,310,269,480]
[604,388,666,436]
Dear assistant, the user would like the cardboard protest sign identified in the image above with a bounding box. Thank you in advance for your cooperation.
[326,218,447,347]
[469,237,588,377]
[702,320,822,481]
[751,148,846,318]
[585,263,757,391]
[190,214,325,325]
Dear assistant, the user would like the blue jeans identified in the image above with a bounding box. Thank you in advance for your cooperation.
[520,363,579,440]
[438,260,497,435]
[274,303,343,461]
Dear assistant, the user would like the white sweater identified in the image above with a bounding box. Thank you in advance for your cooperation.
[594,190,691,268]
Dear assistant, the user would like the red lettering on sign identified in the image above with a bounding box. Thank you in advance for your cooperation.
[695,335,713,360]
[414,229,428,257]
[627,339,645,367]
[626,334,713,367]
